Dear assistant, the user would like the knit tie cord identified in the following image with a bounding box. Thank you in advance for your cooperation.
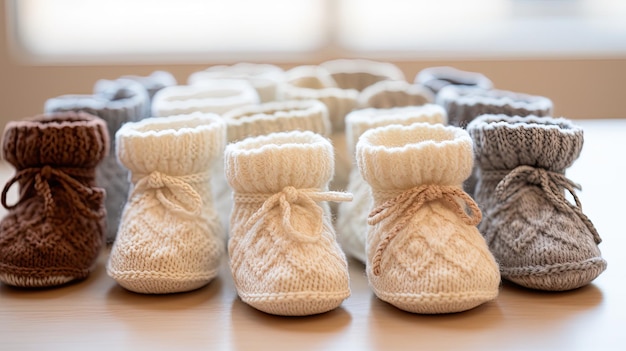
[1,165,105,219]
[490,165,601,244]
[367,185,482,276]
[131,171,210,219]
[235,186,352,243]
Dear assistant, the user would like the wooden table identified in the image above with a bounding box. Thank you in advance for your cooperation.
[1,119,624,351]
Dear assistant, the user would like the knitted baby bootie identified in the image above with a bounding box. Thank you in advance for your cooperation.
[121,71,177,103]
[107,113,226,294]
[226,131,352,316]
[357,123,500,313]
[0,112,109,287]
[320,59,405,92]
[281,65,359,192]
[188,63,285,102]
[45,78,150,243]
[357,80,434,109]
[152,79,260,117]
[436,86,553,195]
[467,115,606,291]
[415,66,493,95]
[337,105,447,263]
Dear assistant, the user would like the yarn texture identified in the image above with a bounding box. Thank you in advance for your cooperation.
[356,123,500,313]
[0,112,109,287]
[44,78,150,243]
[358,80,435,109]
[467,114,606,291]
[226,131,351,316]
[107,113,226,294]
[337,105,447,263]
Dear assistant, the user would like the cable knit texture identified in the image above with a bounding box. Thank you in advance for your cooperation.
[152,80,260,117]
[320,59,405,92]
[188,63,285,102]
[0,112,109,287]
[415,66,493,95]
[281,65,358,192]
[45,79,150,243]
[356,123,500,313]
[107,113,226,294]
[226,131,351,316]
[467,115,606,291]
[337,105,447,263]
[358,80,435,109]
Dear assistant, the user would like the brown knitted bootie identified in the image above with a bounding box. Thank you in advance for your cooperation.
[0,112,109,287]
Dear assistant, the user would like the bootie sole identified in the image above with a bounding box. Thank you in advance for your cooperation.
[502,257,607,291]
[108,269,218,294]
[240,290,351,316]
[373,289,499,314]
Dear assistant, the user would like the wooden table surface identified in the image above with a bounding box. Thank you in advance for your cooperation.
[1,119,624,351]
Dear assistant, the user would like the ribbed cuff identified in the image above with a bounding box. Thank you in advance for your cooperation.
[188,63,285,103]
[415,66,493,94]
[357,80,434,109]
[467,114,583,172]
[357,123,473,190]
[320,59,405,91]
[225,131,334,193]
[2,112,109,169]
[345,104,447,156]
[116,112,226,176]
[223,100,331,143]
[437,86,553,127]
[152,80,260,117]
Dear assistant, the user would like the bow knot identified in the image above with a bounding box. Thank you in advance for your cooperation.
[236,186,352,243]
[132,171,210,219]
[368,185,482,276]
[1,166,104,219]
[494,165,601,244]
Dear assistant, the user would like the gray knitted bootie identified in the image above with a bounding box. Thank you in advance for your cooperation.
[468,115,606,291]
[415,66,493,95]
[44,78,150,243]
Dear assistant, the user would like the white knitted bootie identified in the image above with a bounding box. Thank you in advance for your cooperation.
[357,80,434,109]
[357,123,500,313]
[152,79,260,117]
[226,131,352,316]
[337,105,447,263]
[107,113,226,294]
[188,63,285,102]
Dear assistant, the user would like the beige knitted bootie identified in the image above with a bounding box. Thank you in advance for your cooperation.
[337,105,447,263]
[107,113,226,294]
[226,131,352,316]
[357,123,500,313]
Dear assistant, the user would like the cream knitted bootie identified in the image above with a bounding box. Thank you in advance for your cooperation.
[357,80,434,109]
[320,59,405,92]
[357,123,500,313]
[467,115,606,291]
[152,79,260,117]
[44,78,150,243]
[337,105,447,263]
[226,131,352,316]
[107,113,226,294]
[188,63,285,102]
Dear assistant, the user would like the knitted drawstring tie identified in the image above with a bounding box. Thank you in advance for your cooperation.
[235,186,352,243]
[368,184,482,276]
[1,165,105,219]
[491,165,601,244]
[131,171,211,219]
